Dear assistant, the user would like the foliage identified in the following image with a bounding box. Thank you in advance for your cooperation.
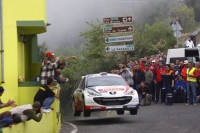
[80,21,105,59]
[133,21,176,58]
[185,0,200,22]
[38,42,48,63]
[171,4,196,32]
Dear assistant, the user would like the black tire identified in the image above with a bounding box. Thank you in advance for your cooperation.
[130,109,137,115]
[83,99,91,117]
[116,110,124,115]
[72,99,81,116]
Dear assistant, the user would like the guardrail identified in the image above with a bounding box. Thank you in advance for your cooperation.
[182,27,200,47]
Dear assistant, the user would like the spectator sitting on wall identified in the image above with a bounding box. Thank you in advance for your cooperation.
[56,56,76,70]
[0,86,17,109]
[40,52,59,86]
[40,51,76,85]
[54,69,69,85]
[34,77,60,113]
[10,101,43,122]
[0,112,21,128]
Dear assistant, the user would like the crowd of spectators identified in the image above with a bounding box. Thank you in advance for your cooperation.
[0,51,76,128]
[112,50,200,106]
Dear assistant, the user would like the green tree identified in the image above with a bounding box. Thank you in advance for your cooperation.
[171,4,196,32]
[80,21,105,59]
[185,0,200,22]
[38,42,48,63]
[133,21,176,58]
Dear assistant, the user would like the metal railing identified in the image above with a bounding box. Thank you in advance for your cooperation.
[182,27,200,48]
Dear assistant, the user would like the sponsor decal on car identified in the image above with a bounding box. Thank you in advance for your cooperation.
[95,86,125,92]
[98,88,124,92]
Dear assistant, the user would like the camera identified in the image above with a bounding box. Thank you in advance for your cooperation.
[178,86,182,90]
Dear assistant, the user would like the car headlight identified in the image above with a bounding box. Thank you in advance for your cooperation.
[86,89,102,96]
[125,89,135,95]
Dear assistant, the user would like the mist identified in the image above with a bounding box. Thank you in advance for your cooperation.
[38,0,180,50]
[38,0,149,50]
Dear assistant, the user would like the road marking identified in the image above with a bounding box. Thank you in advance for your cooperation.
[64,121,78,133]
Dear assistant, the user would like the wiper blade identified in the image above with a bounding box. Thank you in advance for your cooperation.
[87,85,96,87]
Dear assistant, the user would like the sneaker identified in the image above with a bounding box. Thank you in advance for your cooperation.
[43,109,51,113]
[186,103,189,105]
[193,103,197,106]
[46,109,52,112]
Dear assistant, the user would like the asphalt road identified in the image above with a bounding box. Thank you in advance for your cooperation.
[62,103,200,133]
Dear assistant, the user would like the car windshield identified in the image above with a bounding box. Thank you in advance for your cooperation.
[87,76,127,87]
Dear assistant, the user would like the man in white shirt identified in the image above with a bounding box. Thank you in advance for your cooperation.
[185,37,194,48]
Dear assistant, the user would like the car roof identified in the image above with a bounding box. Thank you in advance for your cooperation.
[86,73,121,78]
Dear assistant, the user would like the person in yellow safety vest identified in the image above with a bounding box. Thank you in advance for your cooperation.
[186,62,198,105]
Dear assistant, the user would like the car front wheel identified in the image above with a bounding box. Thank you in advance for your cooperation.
[72,99,81,116]
[83,99,91,117]
[116,110,124,115]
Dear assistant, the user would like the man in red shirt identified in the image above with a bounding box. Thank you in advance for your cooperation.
[181,60,188,82]
[153,61,166,104]
[140,61,146,71]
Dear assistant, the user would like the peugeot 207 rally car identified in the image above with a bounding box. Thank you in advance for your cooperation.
[72,72,139,117]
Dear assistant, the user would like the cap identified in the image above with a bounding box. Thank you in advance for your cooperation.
[184,60,188,64]
[0,86,5,93]
[152,60,156,63]
[45,52,54,57]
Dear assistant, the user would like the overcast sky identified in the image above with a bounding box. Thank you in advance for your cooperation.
[38,0,146,50]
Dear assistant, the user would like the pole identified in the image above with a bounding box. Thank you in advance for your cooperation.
[124,52,127,64]
[176,21,179,45]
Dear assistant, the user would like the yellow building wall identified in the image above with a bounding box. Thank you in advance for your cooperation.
[1,0,46,108]
[0,0,61,133]
[2,113,54,133]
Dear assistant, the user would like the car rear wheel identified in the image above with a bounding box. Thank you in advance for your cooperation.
[116,110,124,115]
[130,109,137,115]
[72,99,81,116]
[83,99,91,117]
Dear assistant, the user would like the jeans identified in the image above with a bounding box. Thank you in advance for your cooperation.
[173,90,186,102]
[136,84,141,92]
[42,97,55,109]
[187,82,197,104]
[138,93,142,103]
[155,81,162,102]
[151,82,155,101]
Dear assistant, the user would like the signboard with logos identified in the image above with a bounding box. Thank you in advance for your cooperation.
[105,35,133,43]
[103,26,133,34]
[105,44,134,52]
[103,16,133,24]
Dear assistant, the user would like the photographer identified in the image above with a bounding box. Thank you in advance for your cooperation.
[174,75,187,102]
[120,66,134,88]
[138,81,152,105]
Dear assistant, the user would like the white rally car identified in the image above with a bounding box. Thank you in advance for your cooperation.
[72,72,139,117]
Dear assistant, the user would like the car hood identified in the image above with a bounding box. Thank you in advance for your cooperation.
[87,85,131,96]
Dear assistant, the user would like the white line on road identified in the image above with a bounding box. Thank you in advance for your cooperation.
[64,121,78,133]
